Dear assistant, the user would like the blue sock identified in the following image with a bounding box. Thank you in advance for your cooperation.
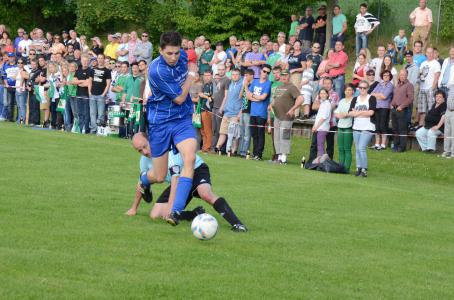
[172,177,193,213]
[140,172,151,186]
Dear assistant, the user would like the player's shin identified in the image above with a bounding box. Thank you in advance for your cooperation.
[213,197,242,226]
[172,177,193,212]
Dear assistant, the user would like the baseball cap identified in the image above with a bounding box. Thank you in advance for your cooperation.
[7,52,15,57]
[404,50,413,56]
[113,33,121,39]
[252,41,260,45]
[318,5,327,10]
[62,30,68,34]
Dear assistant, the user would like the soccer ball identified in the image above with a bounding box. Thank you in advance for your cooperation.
[191,213,218,240]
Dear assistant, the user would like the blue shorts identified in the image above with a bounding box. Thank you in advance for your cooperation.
[148,116,196,158]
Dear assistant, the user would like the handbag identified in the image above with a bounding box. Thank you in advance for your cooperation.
[192,101,202,128]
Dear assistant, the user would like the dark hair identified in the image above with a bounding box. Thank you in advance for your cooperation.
[160,31,182,49]
[262,64,272,71]
[97,53,105,59]
[366,69,375,76]
[203,69,212,74]
[323,77,333,84]
[205,38,211,44]
[380,70,393,80]
[345,83,355,91]
[319,88,329,98]
[334,5,341,9]
[215,41,223,47]
[138,59,147,65]
[273,65,282,71]
[131,62,139,67]
[231,68,241,73]
[435,89,446,99]
[306,57,313,62]
[30,58,38,64]
[244,69,254,76]
[121,61,130,67]
[414,40,423,47]
[360,3,368,9]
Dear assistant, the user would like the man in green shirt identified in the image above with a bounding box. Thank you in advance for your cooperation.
[112,61,130,104]
[123,62,145,103]
[267,66,284,162]
[266,42,283,82]
[331,5,347,48]
[198,39,214,75]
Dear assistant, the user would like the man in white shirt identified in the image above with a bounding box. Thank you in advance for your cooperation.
[370,45,385,82]
[438,47,454,97]
[210,42,227,75]
[354,3,380,56]
[418,47,441,126]
[18,32,32,59]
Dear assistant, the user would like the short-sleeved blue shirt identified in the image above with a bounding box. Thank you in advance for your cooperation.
[147,49,193,125]
[249,79,271,119]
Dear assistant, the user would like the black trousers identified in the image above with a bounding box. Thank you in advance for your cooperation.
[5,88,16,121]
[28,93,40,125]
[315,32,326,55]
[250,116,266,158]
[309,126,335,162]
[391,108,408,150]
[50,98,64,129]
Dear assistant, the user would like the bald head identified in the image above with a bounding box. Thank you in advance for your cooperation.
[132,133,151,157]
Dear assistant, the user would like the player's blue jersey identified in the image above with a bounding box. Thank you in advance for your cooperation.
[147,49,193,125]
[139,152,204,183]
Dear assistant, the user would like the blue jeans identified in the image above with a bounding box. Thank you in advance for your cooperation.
[15,90,27,123]
[353,130,373,169]
[4,88,16,121]
[0,87,4,119]
[330,33,345,49]
[415,127,442,151]
[333,75,345,99]
[64,98,73,131]
[89,94,106,133]
[239,112,251,156]
[355,33,368,57]
[76,97,90,134]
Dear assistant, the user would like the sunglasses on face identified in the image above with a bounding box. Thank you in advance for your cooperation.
[142,35,148,37]
[262,70,270,74]
[359,86,368,90]
[17,62,24,64]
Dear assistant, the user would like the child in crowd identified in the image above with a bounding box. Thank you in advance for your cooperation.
[386,42,397,65]
[312,88,331,161]
[289,15,299,37]
[300,58,314,119]
[393,29,408,65]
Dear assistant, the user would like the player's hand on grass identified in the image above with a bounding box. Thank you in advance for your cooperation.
[125,208,137,216]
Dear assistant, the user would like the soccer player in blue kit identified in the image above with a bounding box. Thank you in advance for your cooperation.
[139,32,198,225]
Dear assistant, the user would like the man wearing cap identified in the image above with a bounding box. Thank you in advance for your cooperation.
[244,41,266,79]
[313,5,327,55]
[134,32,153,64]
[61,30,69,46]
[298,6,315,51]
[271,69,303,164]
[1,52,19,122]
[104,33,120,60]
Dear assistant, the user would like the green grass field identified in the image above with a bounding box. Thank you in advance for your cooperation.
[1,122,454,299]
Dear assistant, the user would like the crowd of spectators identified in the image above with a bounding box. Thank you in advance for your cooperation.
[1,0,453,177]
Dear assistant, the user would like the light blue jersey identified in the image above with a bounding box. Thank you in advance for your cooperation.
[139,152,204,183]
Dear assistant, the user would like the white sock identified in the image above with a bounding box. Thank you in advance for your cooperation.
[375,144,380,147]
[381,144,386,149]
[278,154,282,161]
[281,154,287,162]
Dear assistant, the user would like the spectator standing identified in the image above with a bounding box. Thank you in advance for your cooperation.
[415,90,446,152]
[117,33,129,62]
[50,35,65,55]
[128,31,139,64]
[413,41,427,67]
[266,42,283,81]
[210,42,227,75]
[287,40,307,88]
[104,34,120,60]
[74,55,91,134]
[67,30,80,50]
[410,0,432,51]
[313,5,327,55]
[238,69,255,157]
[211,64,230,151]
[89,54,111,133]
[61,30,69,46]
[66,62,78,132]
[438,47,454,96]
[289,15,299,37]
[334,84,355,171]
[225,36,238,61]
[111,61,129,104]
[2,52,18,122]
[216,69,243,154]
[326,41,348,98]
[14,28,25,56]
[442,89,454,158]
[312,88,332,159]
[370,45,386,83]
[244,41,266,79]
[79,35,89,53]
[198,70,215,153]
[418,47,441,126]
[347,80,377,177]
[381,55,398,85]
[271,69,303,164]
[25,59,41,126]
[198,39,214,75]
[298,7,315,51]
[182,39,197,65]
[18,32,31,59]
[391,69,414,152]
[134,32,153,64]
[300,59,314,118]
[247,64,272,160]
[15,58,28,124]
[352,54,368,88]
[306,42,323,80]
[354,3,380,57]
[331,5,347,48]
[89,37,104,57]
[122,62,145,103]
[277,32,287,56]
[370,70,394,150]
